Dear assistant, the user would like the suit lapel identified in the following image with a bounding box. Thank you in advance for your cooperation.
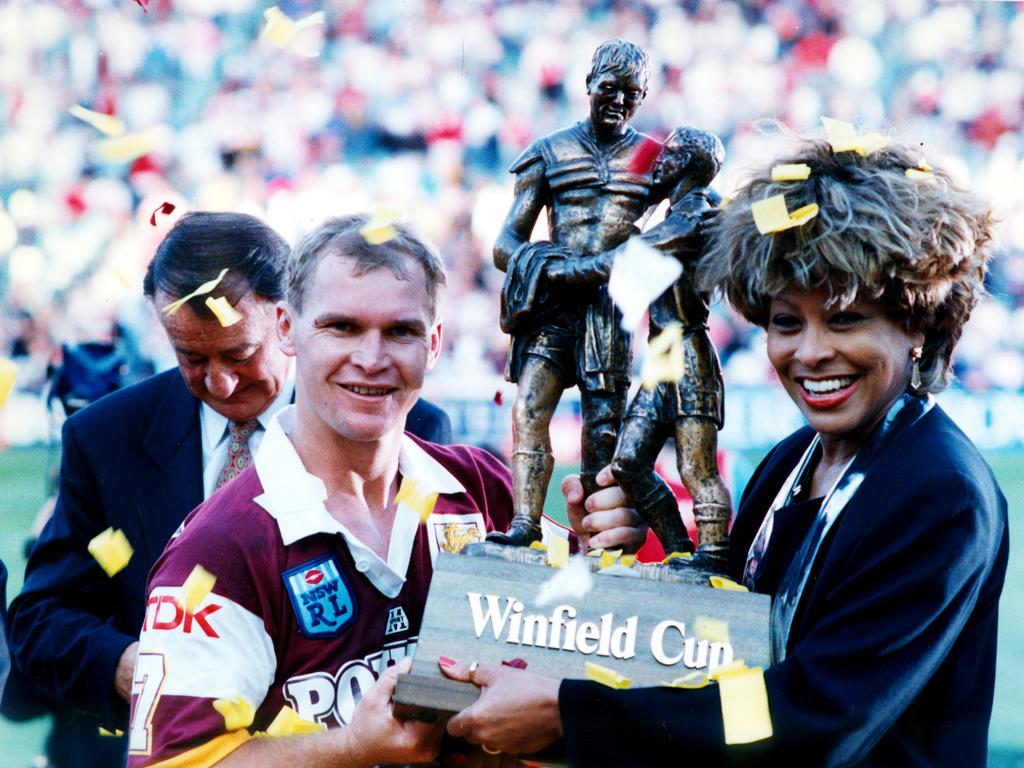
[138,372,203,561]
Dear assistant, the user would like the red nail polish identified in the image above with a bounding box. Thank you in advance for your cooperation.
[438,656,457,668]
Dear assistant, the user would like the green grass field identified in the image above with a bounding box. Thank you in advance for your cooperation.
[1,447,1021,766]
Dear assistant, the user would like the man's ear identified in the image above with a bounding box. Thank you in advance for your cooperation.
[277,302,296,356]
[425,320,443,372]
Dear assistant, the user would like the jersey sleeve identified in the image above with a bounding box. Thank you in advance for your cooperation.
[127,514,276,767]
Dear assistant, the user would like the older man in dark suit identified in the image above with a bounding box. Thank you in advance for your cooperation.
[6,212,450,766]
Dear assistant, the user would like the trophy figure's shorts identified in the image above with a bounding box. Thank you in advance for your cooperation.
[628,329,725,428]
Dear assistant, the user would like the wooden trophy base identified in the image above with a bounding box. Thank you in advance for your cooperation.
[393,543,770,719]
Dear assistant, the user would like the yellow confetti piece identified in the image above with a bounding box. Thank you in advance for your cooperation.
[161,268,229,315]
[661,670,708,689]
[262,6,294,46]
[662,551,693,565]
[359,206,403,246]
[585,661,632,690]
[95,127,164,164]
[919,162,933,172]
[547,534,570,568]
[641,322,685,389]
[87,527,133,578]
[529,540,548,552]
[265,705,326,737]
[717,666,773,745]
[69,105,126,137]
[695,616,730,644]
[905,168,935,182]
[708,659,747,681]
[204,296,243,328]
[97,727,124,737]
[586,547,603,557]
[771,163,811,182]
[262,7,326,57]
[395,476,439,524]
[213,696,256,732]
[751,194,819,235]
[821,116,889,156]
[0,358,17,409]
[598,549,622,569]
[619,554,637,568]
[709,575,748,592]
[178,564,217,614]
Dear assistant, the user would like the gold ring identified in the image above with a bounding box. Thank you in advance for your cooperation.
[468,661,479,685]
[482,743,501,755]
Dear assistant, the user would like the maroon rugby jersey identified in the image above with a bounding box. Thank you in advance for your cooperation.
[127,409,512,766]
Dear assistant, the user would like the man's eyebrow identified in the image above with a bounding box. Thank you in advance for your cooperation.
[313,312,356,327]
[314,313,427,331]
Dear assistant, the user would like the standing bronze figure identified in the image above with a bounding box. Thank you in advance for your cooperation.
[550,127,732,567]
[489,39,658,546]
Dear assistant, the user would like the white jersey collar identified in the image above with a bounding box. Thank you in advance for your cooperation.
[253,405,465,598]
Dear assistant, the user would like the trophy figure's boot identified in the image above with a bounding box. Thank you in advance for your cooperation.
[686,501,731,573]
[486,449,551,546]
[636,484,693,558]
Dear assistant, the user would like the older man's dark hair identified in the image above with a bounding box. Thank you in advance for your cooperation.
[143,212,290,312]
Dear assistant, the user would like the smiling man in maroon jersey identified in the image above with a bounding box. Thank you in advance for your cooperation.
[127,215,515,767]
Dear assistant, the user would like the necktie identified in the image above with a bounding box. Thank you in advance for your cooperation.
[216,419,260,489]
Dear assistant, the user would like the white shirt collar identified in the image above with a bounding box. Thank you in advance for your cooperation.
[253,405,465,598]
[200,376,295,455]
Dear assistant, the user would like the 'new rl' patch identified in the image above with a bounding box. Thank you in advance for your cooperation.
[213,696,256,732]
[585,661,632,689]
[87,527,133,577]
[178,564,217,613]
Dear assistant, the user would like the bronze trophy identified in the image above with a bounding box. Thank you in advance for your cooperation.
[394,41,769,734]
[486,38,656,546]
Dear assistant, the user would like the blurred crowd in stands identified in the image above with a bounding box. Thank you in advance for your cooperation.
[1,0,1023,444]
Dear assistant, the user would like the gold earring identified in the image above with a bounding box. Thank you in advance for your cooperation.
[910,346,923,391]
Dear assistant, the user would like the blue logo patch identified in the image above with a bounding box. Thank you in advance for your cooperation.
[282,555,358,639]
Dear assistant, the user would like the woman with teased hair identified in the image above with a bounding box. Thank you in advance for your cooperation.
[436,132,1008,766]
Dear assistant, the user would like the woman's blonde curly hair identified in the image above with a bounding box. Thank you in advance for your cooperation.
[699,133,994,394]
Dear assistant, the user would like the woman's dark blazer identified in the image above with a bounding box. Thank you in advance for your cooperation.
[561,404,1008,767]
